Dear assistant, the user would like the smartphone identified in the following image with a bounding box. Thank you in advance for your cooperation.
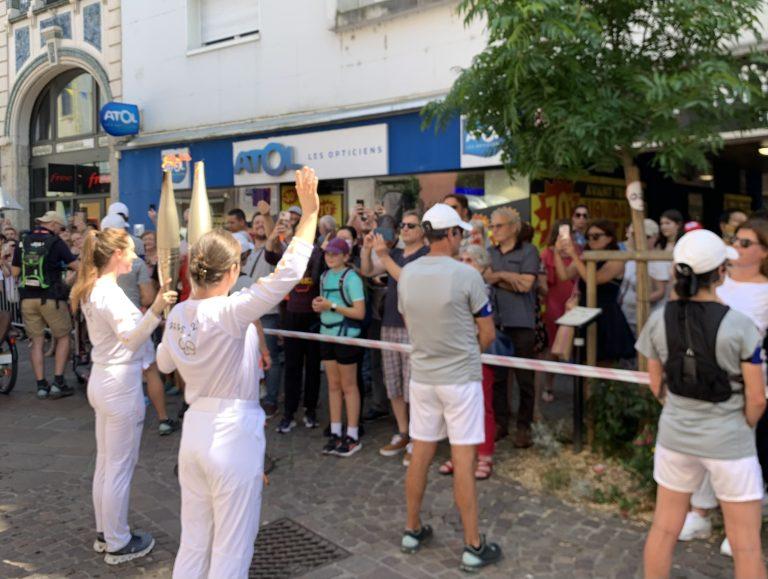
[149,204,156,212]
[374,227,395,242]
[356,199,365,209]
[558,224,571,240]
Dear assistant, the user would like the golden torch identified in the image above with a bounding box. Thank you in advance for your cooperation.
[156,171,180,302]
[187,161,213,247]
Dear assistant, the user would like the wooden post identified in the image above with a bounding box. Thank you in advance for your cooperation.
[586,260,598,367]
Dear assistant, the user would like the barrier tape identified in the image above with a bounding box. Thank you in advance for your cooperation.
[263,329,650,385]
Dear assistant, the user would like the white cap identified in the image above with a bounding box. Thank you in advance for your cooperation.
[232,231,254,254]
[422,203,473,232]
[107,202,130,219]
[100,213,128,230]
[673,229,738,274]
[287,205,302,216]
[643,218,659,237]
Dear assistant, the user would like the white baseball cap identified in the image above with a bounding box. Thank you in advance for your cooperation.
[100,213,128,230]
[673,229,738,274]
[422,203,473,232]
[232,231,254,254]
[108,202,130,220]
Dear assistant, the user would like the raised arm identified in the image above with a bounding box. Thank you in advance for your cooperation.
[227,167,320,327]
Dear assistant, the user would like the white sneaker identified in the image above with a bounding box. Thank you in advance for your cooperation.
[720,537,732,558]
[402,442,414,467]
[678,511,712,541]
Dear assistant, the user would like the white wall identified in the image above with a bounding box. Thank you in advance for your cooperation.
[121,0,486,136]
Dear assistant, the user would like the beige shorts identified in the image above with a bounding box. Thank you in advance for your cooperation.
[21,298,72,339]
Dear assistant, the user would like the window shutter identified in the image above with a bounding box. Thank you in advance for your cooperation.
[200,0,260,45]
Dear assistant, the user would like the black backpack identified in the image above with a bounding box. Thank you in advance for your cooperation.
[19,231,58,290]
[320,267,371,336]
[663,301,737,403]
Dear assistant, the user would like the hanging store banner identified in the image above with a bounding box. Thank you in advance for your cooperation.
[233,124,388,186]
[460,115,503,169]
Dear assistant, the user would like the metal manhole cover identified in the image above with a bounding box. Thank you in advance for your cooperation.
[250,518,349,578]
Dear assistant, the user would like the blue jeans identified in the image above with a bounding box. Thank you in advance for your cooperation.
[260,314,283,406]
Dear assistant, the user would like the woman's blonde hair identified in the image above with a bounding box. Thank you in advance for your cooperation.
[189,229,241,287]
[70,228,132,312]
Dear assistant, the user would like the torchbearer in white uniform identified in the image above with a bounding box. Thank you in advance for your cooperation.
[157,167,320,579]
[70,228,178,565]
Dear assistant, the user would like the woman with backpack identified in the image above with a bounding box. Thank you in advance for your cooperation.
[312,237,366,458]
[637,229,767,579]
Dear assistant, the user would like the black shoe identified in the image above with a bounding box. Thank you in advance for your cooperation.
[460,535,503,572]
[49,383,74,399]
[303,412,319,429]
[158,419,179,436]
[36,383,50,399]
[335,435,362,458]
[104,532,155,565]
[275,417,296,434]
[401,524,433,554]
[322,434,341,455]
[363,407,389,421]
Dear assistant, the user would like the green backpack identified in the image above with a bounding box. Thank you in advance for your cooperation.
[19,232,58,290]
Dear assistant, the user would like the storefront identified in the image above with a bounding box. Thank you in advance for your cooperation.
[28,68,111,225]
[118,111,531,230]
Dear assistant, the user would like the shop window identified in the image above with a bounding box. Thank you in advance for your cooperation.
[31,89,51,143]
[189,0,260,49]
[56,73,95,139]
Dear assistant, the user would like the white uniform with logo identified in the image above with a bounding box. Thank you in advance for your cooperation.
[82,277,161,552]
[157,239,312,579]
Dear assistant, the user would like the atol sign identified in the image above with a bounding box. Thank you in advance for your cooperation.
[99,102,140,137]
[233,124,388,186]
[460,116,503,169]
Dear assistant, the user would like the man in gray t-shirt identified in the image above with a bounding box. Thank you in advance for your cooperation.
[117,258,152,309]
[396,203,501,571]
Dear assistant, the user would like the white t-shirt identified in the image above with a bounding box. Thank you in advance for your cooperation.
[620,260,671,328]
[82,277,160,368]
[717,276,768,336]
[157,239,312,405]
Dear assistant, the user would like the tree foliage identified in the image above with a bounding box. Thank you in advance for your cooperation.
[426,0,768,178]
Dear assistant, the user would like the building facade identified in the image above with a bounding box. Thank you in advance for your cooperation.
[119,0,530,230]
[1,0,122,228]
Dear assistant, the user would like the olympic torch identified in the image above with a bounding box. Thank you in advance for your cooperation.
[187,161,212,247]
[156,171,180,314]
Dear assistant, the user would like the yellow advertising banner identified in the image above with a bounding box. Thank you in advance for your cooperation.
[280,185,343,225]
[531,178,630,248]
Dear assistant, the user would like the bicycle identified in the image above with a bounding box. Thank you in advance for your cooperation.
[0,310,19,394]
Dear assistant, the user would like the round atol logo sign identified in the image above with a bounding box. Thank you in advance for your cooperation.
[99,102,140,137]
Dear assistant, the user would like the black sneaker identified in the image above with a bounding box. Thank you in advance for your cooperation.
[460,535,503,573]
[401,524,433,554]
[93,532,107,553]
[158,419,179,436]
[363,407,389,421]
[275,417,296,434]
[50,383,74,399]
[322,434,341,455]
[36,383,50,399]
[335,435,362,458]
[303,412,319,429]
[104,532,155,565]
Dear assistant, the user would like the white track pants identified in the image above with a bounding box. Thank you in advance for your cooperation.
[87,362,145,552]
[173,398,265,579]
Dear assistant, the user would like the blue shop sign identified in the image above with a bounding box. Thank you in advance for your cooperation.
[234,143,302,177]
[463,127,501,158]
[99,102,140,137]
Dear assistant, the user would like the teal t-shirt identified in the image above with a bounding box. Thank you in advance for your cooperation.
[320,268,365,337]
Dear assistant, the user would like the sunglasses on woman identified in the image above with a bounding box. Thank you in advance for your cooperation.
[400,222,420,230]
[587,232,606,241]
[732,237,762,249]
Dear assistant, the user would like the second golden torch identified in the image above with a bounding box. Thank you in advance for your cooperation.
[156,170,180,305]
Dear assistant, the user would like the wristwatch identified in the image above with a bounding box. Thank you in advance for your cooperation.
[330,303,337,312]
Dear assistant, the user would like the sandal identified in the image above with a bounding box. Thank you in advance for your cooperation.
[542,389,555,403]
[438,459,454,476]
[475,458,493,481]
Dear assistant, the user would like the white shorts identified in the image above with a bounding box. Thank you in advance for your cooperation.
[654,445,764,503]
[409,380,484,445]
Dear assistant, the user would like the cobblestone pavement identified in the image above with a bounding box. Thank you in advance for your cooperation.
[0,354,743,578]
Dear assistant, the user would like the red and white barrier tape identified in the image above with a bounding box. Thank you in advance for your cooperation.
[263,329,650,385]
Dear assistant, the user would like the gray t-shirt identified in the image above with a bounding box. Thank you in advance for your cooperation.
[242,247,278,316]
[636,305,763,460]
[489,242,539,329]
[117,258,151,309]
[398,256,490,385]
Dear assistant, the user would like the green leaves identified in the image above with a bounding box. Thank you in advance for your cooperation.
[429,0,768,180]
